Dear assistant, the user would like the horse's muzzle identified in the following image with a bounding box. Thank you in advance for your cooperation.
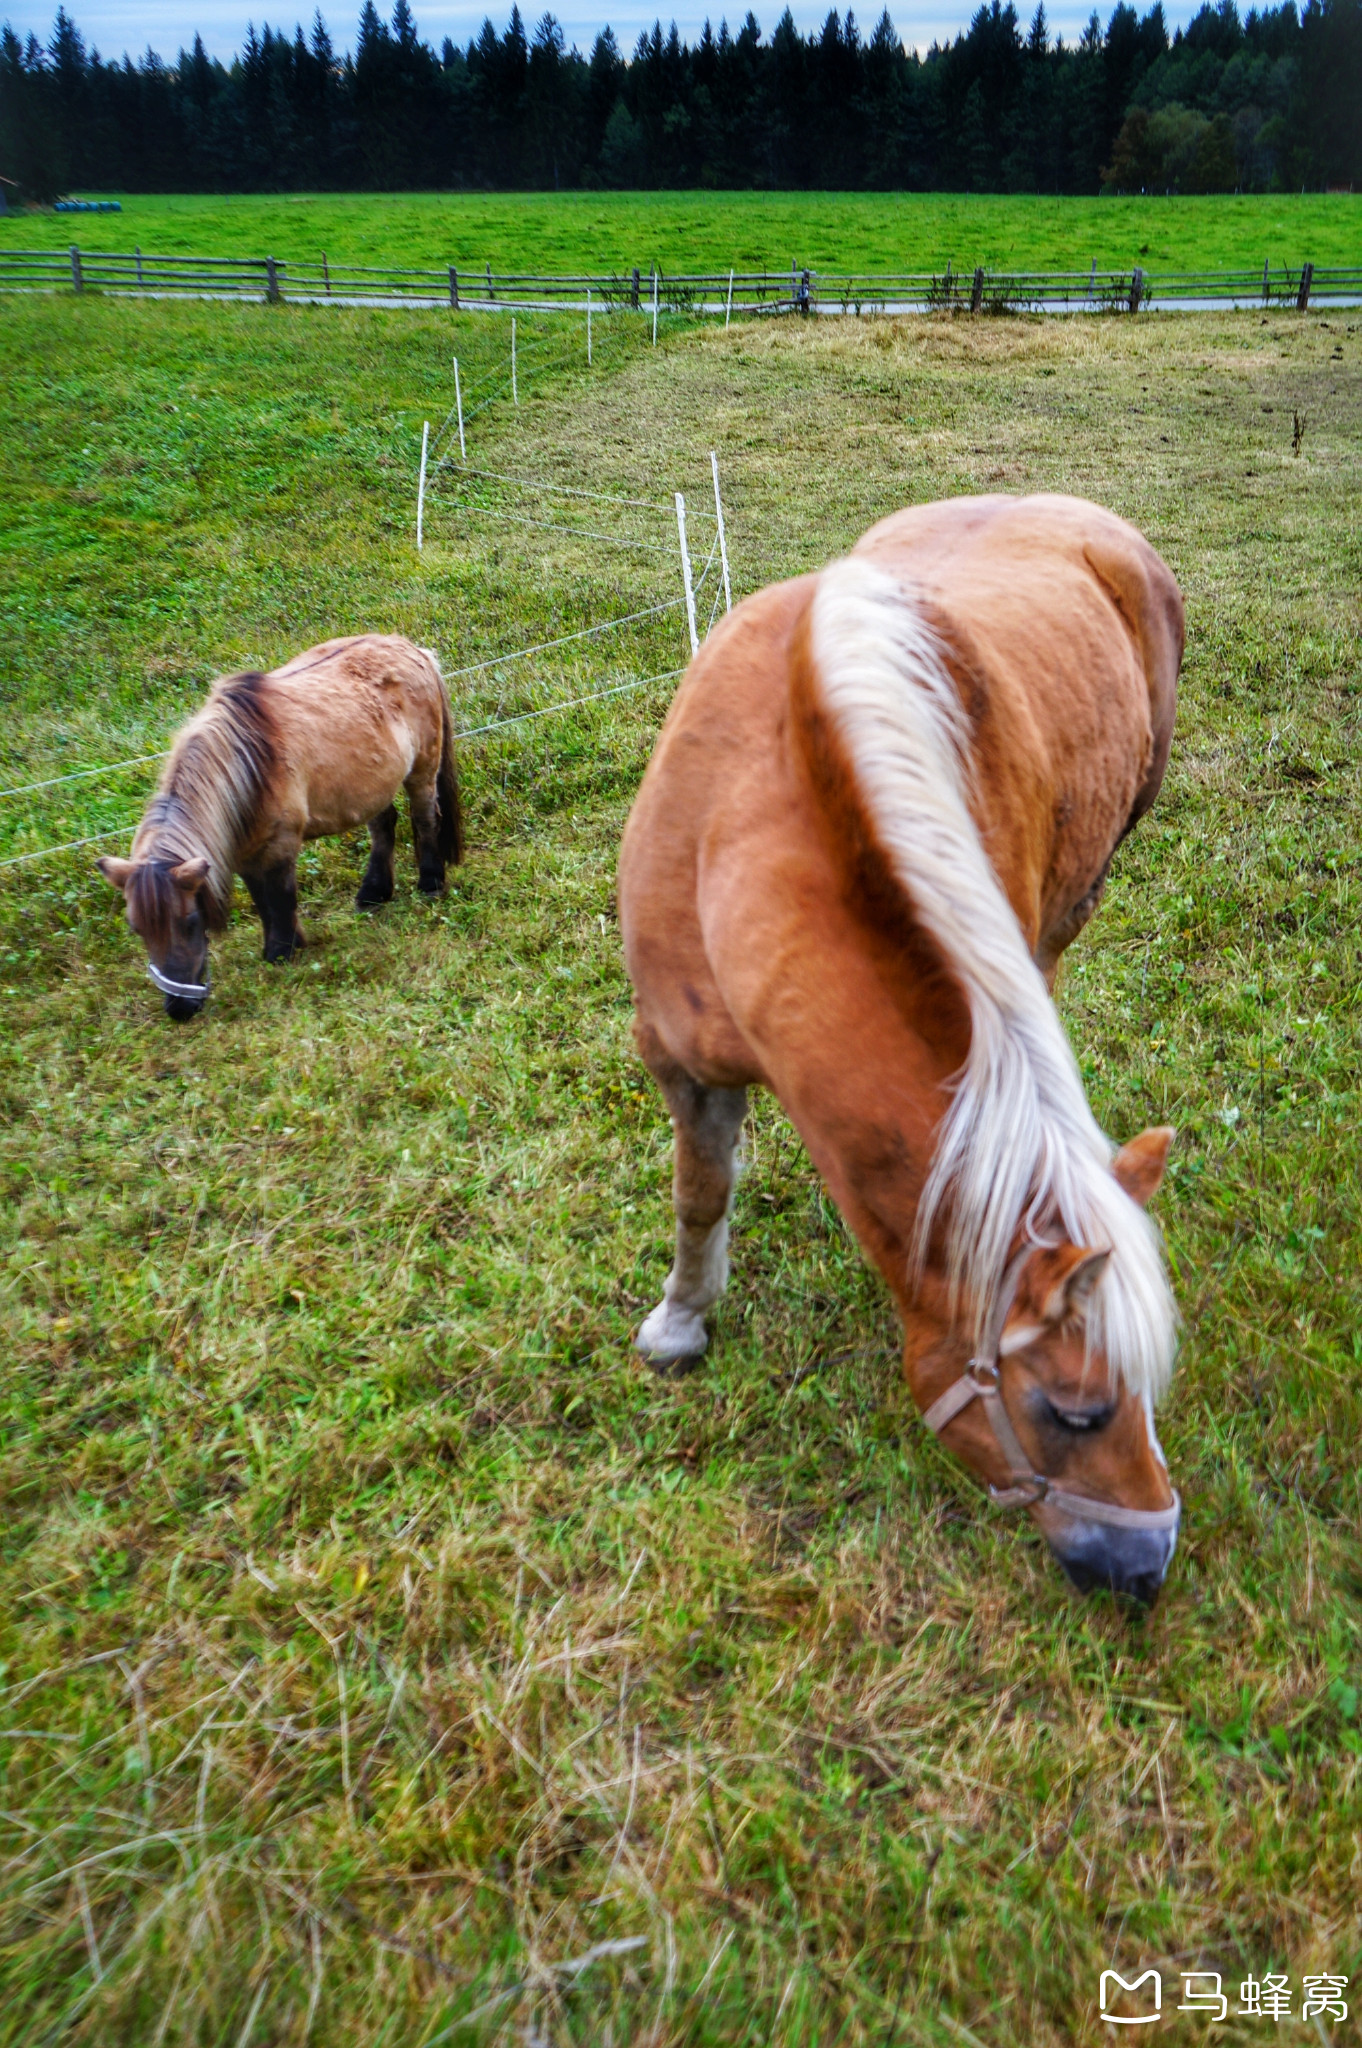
[148,960,209,1021]
[1049,1507,1180,1605]
[163,991,207,1022]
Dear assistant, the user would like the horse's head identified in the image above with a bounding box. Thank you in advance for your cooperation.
[98,854,212,1020]
[914,1127,1179,1603]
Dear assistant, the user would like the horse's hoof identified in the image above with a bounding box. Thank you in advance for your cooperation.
[636,1300,709,1376]
[356,892,391,912]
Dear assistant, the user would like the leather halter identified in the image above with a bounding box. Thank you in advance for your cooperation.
[919,1249,1181,1532]
[147,961,210,1003]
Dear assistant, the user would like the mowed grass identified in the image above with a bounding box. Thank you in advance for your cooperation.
[0,293,1360,2046]
[5,187,1361,275]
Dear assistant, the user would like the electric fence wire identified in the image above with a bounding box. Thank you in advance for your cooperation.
[435,502,679,553]
[0,592,688,816]
[0,668,686,870]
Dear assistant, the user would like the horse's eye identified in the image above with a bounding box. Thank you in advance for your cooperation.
[1046,1400,1115,1433]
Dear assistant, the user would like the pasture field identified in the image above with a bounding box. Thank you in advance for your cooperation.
[1,294,1361,2046]
[4,188,1361,276]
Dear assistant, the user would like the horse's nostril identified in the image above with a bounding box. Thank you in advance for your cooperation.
[164,994,204,1022]
[1057,1537,1172,1604]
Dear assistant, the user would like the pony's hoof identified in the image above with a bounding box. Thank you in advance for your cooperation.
[417,873,446,898]
[356,892,390,912]
[636,1300,709,1376]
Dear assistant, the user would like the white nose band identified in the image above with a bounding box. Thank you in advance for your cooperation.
[147,961,210,1002]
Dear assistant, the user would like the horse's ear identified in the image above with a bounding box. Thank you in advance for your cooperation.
[1003,1243,1111,1348]
[1038,1244,1111,1324]
[1114,1126,1174,1207]
[97,856,134,891]
[170,857,210,891]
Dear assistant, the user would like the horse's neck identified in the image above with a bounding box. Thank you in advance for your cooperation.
[136,791,212,866]
[138,751,239,916]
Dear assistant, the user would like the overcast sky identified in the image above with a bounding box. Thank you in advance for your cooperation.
[6,0,1198,65]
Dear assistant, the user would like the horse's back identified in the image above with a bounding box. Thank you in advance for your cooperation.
[855,494,1182,823]
[620,494,1183,1083]
[243,634,447,849]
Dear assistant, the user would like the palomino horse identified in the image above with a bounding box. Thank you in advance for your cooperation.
[98,634,461,1019]
[618,494,1185,1600]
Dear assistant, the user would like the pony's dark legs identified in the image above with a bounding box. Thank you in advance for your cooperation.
[243,861,304,963]
[635,1055,748,1369]
[406,772,446,897]
[357,805,398,909]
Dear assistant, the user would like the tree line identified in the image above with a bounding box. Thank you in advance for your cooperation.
[1,0,1358,201]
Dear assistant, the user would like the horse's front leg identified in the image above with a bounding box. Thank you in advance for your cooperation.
[357,805,398,909]
[243,856,304,963]
[636,1057,748,1371]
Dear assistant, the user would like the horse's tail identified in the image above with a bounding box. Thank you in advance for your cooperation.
[792,554,1174,1399]
[423,647,464,866]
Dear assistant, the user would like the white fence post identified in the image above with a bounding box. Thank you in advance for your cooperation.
[675,493,698,657]
[652,267,659,347]
[710,451,732,613]
[511,318,518,406]
[416,419,429,550]
[453,356,465,460]
[725,268,734,330]
[587,285,593,365]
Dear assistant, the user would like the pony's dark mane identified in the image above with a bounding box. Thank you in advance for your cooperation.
[132,673,276,928]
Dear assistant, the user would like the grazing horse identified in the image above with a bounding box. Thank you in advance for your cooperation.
[618,494,1185,1600]
[98,634,462,1019]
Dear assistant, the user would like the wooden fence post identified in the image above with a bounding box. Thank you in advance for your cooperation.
[266,256,281,303]
[136,246,144,287]
[1128,266,1143,313]
[1296,262,1313,311]
[448,266,458,308]
[70,245,82,292]
[322,251,331,295]
[486,262,494,302]
[631,266,640,310]
[970,266,984,313]
[1261,256,1269,305]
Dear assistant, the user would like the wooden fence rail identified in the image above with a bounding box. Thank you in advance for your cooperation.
[3,247,1359,314]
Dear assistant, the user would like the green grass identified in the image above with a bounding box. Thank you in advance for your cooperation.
[1,291,1361,2046]
[5,188,1361,274]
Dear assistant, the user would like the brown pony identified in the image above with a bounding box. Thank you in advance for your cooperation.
[98,634,462,1019]
[618,494,1186,1600]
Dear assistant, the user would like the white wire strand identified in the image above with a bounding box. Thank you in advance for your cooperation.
[456,667,682,738]
[0,601,686,810]
[442,599,685,681]
[435,503,679,553]
[1,672,685,869]
[0,752,167,801]
[435,462,688,515]
[0,821,142,868]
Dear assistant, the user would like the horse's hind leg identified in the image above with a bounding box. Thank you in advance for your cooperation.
[357,805,398,910]
[637,1056,748,1371]
[405,766,445,897]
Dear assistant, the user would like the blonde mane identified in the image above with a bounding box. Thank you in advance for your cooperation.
[808,555,1176,1400]
[131,673,275,930]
